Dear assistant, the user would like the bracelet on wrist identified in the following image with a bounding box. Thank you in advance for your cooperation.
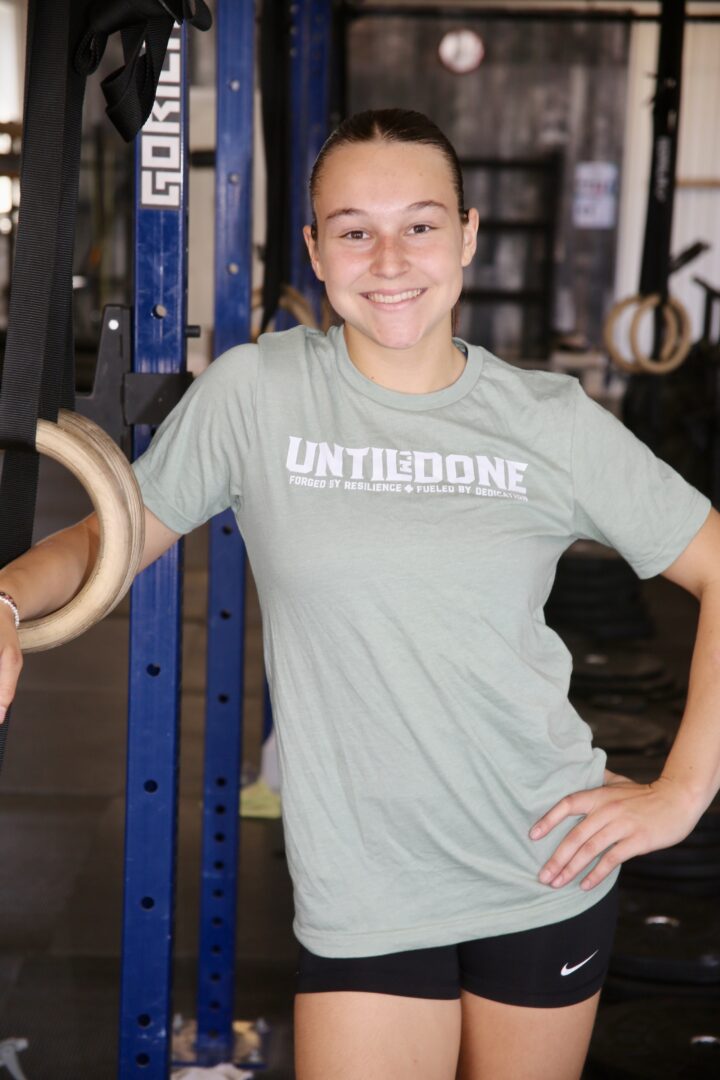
[0,592,20,629]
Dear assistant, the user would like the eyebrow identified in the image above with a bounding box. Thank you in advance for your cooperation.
[324,200,450,223]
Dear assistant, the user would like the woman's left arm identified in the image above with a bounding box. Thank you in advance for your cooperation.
[530,506,720,892]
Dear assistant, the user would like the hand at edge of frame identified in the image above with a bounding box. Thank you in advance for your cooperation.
[0,605,22,724]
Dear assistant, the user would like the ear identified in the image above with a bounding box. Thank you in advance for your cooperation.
[460,208,479,268]
[303,225,325,282]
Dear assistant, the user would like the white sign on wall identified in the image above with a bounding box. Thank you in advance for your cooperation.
[573,162,618,229]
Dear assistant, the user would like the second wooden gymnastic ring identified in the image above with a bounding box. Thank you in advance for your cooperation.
[251,284,318,341]
[603,294,678,373]
[18,410,145,654]
[629,293,692,375]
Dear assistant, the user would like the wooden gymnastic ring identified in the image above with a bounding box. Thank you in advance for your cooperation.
[629,293,692,374]
[603,294,678,373]
[18,410,145,653]
[250,284,318,342]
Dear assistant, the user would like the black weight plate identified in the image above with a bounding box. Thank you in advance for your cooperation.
[550,596,644,617]
[550,607,650,630]
[572,649,666,684]
[556,572,635,591]
[557,550,632,569]
[674,830,720,850]
[550,609,650,632]
[572,674,677,698]
[550,611,647,632]
[604,755,665,782]
[551,577,641,598]
[558,549,635,575]
[565,539,625,557]
[646,680,685,703]
[612,888,720,983]
[552,587,643,604]
[625,846,720,879]
[579,707,670,754]
[620,872,720,897]
[584,693,649,714]
[587,998,720,1079]
[590,620,656,642]
[607,755,720,841]
[603,973,720,1005]
[677,827,720,850]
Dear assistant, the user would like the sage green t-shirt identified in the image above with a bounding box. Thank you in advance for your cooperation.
[132,324,711,958]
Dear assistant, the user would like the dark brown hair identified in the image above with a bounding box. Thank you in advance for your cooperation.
[309,108,469,239]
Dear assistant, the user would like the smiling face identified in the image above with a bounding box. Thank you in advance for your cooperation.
[303,139,478,360]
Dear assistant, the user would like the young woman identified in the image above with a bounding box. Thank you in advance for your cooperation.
[2,109,720,1080]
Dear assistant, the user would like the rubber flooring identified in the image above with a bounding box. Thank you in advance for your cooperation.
[0,456,710,1079]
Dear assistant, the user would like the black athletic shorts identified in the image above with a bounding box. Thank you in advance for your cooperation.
[295,878,620,1008]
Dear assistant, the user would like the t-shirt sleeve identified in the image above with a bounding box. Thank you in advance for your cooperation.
[131,343,260,534]
[570,379,712,579]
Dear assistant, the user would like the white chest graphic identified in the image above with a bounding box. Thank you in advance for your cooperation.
[285,435,530,501]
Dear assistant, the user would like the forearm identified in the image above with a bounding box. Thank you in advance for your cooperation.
[0,514,99,621]
[660,580,720,814]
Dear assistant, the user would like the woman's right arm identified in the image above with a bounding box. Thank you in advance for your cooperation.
[0,505,182,721]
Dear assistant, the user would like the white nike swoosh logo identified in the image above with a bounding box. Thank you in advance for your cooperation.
[561,950,599,976]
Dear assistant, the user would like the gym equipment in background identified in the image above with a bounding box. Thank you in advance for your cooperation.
[604,291,692,374]
[622,270,720,506]
[189,0,333,1071]
[250,283,318,341]
[586,997,720,1078]
[18,411,144,653]
[545,541,656,643]
[604,0,696,383]
[604,241,708,375]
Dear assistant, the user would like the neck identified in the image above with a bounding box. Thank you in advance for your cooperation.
[342,320,466,395]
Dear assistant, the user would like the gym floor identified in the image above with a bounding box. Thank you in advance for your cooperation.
[0,455,702,1079]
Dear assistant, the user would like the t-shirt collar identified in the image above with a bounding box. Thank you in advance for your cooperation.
[330,323,484,412]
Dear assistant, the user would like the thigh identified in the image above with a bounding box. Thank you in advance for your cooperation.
[455,882,620,1080]
[295,991,462,1080]
[456,988,601,1080]
[293,941,462,1080]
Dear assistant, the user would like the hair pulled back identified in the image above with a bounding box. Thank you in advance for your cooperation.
[309,108,468,238]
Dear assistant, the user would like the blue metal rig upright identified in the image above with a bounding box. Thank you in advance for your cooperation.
[258,0,333,816]
[194,0,255,1064]
[118,2,333,1073]
[287,0,334,324]
[120,23,188,1080]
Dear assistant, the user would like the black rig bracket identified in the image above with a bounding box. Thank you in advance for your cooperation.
[75,305,195,456]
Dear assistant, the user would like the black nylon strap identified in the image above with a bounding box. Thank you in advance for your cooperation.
[0,1,72,452]
[0,0,211,771]
[0,0,80,566]
[639,0,685,301]
[0,0,82,772]
[0,0,213,565]
[76,0,211,141]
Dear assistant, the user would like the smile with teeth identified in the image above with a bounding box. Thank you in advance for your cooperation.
[364,288,425,305]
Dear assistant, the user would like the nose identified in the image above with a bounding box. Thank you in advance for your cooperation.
[370,235,409,278]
